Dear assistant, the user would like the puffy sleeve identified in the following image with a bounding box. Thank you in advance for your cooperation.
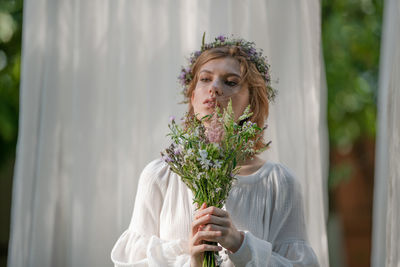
[228,164,320,267]
[110,159,191,267]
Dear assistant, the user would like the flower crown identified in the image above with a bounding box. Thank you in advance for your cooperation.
[178,33,276,103]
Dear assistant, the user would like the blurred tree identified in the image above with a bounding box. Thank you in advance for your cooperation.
[322,1,383,266]
[0,1,22,266]
[322,0,382,187]
[0,0,22,167]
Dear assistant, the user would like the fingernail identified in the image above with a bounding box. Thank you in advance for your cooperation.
[202,203,207,208]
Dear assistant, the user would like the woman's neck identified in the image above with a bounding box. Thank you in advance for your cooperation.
[237,155,266,176]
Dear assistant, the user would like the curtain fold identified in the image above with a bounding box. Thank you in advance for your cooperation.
[8,1,329,266]
[371,0,400,266]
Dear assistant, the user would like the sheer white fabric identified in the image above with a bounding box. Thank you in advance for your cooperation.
[8,1,328,266]
[111,158,319,267]
[371,0,400,266]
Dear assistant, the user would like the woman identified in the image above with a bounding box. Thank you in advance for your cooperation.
[111,35,319,267]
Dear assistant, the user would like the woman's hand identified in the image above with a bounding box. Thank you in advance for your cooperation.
[189,203,245,267]
[189,203,223,267]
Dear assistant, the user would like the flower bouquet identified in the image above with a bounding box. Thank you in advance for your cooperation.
[161,100,270,266]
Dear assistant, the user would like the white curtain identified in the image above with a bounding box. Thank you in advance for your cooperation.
[8,0,329,266]
[371,0,400,266]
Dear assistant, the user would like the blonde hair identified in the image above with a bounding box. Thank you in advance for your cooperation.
[185,46,270,151]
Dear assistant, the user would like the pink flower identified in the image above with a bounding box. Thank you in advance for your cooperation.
[205,115,225,143]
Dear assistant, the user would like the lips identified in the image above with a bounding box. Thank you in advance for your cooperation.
[203,98,217,108]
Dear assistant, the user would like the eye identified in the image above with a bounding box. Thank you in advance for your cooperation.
[225,80,238,87]
[200,77,211,82]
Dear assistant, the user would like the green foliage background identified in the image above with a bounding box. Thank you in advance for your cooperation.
[0,1,22,266]
[0,0,22,167]
[322,0,382,188]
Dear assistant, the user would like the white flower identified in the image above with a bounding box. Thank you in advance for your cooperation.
[214,160,222,168]
[197,150,211,170]
[199,150,208,160]
[200,159,211,170]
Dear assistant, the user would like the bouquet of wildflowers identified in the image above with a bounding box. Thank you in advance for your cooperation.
[161,100,270,266]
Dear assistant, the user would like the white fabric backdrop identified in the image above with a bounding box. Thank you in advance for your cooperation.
[8,0,329,266]
[371,0,400,266]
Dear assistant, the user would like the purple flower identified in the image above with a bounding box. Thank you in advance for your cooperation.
[194,50,201,57]
[216,35,226,42]
[162,155,173,163]
[265,73,271,82]
[249,47,256,56]
[169,115,176,122]
[174,146,182,155]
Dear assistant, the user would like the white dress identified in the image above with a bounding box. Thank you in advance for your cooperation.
[111,158,319,267]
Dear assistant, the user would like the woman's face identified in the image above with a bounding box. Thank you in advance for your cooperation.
[191,57,250,121]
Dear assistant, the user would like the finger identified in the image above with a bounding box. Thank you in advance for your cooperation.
[195,206,229,219]
[192,230,222,245]
[192,214,227,230]
[191,222,202,236]
[191,243,222,255]
[193,202,208,218]
[202,224,226,233]
[191,204,208,235]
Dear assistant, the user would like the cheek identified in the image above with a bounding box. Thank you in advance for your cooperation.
[192,84,207,102]
[191,89,200,105]
[232,89,250,116]
[191,88,204,112]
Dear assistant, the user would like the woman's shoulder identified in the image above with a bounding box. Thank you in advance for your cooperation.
[138,158,172,190]
[259,161,302,193]
[141,157,169,177]
[264,161,304,201]
[237,160,301,191]
[266,161,297,181]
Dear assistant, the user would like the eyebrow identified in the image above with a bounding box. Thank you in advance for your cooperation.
[199,69,241,78]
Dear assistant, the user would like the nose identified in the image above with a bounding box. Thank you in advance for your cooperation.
[209,79,223,96]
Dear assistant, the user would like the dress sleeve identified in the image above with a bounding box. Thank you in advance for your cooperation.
[110,159,191,267]
[228,164,320,267]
